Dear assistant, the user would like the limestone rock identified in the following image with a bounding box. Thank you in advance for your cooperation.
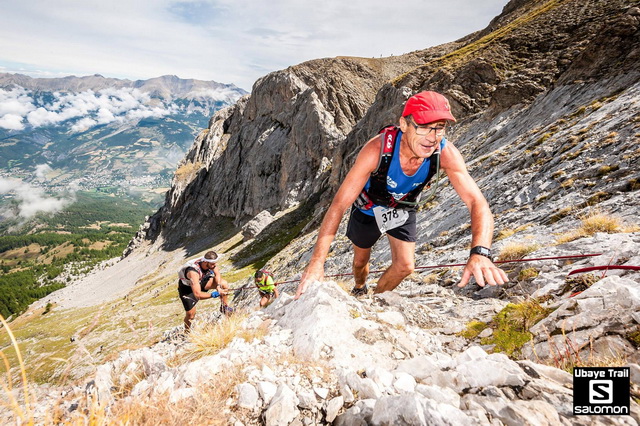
[241,210,275,240]
[264,384,300,426]
[325,396,344,423]
[236,383,259,410]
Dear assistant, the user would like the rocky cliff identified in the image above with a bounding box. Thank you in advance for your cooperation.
[132,45,469,250]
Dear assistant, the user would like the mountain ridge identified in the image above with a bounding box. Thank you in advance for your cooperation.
[0,72,247,99]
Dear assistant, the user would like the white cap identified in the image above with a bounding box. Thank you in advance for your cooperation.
[200,253,222,263]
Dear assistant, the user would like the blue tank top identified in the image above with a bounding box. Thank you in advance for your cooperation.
[359,130,447,216]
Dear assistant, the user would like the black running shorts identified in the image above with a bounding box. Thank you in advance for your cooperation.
[346,207,417,249]
[178,280,207,311]
[259,290,275,298]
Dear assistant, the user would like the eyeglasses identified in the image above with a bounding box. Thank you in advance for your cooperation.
[407,118,446,136]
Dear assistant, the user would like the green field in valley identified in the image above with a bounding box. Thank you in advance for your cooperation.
[0,191,161,318]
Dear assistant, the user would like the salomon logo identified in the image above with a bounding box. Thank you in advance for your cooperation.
[589,380,613,404]
[387,176,397,189]
[386,134,393,149]
[574,367,629,415]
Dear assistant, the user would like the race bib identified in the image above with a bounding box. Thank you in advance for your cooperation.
[372,206,409,233]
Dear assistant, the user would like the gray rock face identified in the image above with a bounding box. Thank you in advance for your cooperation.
[524,275,640,362]
[265,384,300,426]
[241,210,275,240]
[236,383,259,410]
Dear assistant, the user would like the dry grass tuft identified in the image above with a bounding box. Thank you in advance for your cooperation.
[183,312,266,362]
[0,315,34,424]
[422,273,440,285]
[270,352,335,384]
[64,366,247,425]
[541,329,629,374]
[336,280,357,294]
[580,212,623,234]
[556,210,629,244]
[563,273,600,294]
[497,242,540,262]
[495,224,532,241]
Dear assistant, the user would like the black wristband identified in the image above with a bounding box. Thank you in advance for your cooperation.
[470,246,493,261]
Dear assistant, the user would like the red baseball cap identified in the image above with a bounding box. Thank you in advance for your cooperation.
[402,91,456,124]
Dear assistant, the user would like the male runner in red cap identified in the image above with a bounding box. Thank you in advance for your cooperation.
[295,91,507,299]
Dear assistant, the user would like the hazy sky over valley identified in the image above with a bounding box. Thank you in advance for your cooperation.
[0,0,508,91]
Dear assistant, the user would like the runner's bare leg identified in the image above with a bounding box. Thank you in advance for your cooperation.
[374,235,415,293]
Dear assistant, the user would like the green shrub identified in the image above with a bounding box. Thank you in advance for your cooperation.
[458,320,488,339]
[481,299,552,357]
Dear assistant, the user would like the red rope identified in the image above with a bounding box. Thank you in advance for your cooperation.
[271,253,603,286]
[567,265,640,276]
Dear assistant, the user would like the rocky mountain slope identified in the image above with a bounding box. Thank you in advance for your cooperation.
[18,235,640,424]
[3,0,640,423]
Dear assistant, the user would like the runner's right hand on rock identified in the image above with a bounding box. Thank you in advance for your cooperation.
[295,262,324,300]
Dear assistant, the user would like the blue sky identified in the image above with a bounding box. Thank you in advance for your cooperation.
[0,0,509,91]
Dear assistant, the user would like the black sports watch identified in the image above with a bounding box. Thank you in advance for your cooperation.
[470,246,493,261]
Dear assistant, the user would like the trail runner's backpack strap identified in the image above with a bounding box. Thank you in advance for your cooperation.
[354,126,440,211]
[354,126,398,210]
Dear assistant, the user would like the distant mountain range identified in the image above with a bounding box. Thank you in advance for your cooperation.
[0,73,246,100]
[0,73,247,193]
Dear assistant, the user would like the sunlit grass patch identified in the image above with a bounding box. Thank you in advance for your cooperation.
[518,267,539,281]
[556,210,635,244]
[174,161,202,185]
[481,299,553,358]
[2,289,179,385]
[183,312,267,363]
[496,242,540,262]
[458,320,488,340]
[0,314,34,424]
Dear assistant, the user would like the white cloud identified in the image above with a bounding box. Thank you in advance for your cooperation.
[70,117,98,132]
[186,87,245,102]
[96,107,117,124]
[0,88,36,116]
[0,88,36,129]
[0,0,509,90]
[0,177,74,221]
[0,87,183,132]
[34,163,52,179]
[0,113,25,130]
[27,106,62,127]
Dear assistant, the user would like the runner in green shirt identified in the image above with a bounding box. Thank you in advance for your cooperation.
[254,270,278,307]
